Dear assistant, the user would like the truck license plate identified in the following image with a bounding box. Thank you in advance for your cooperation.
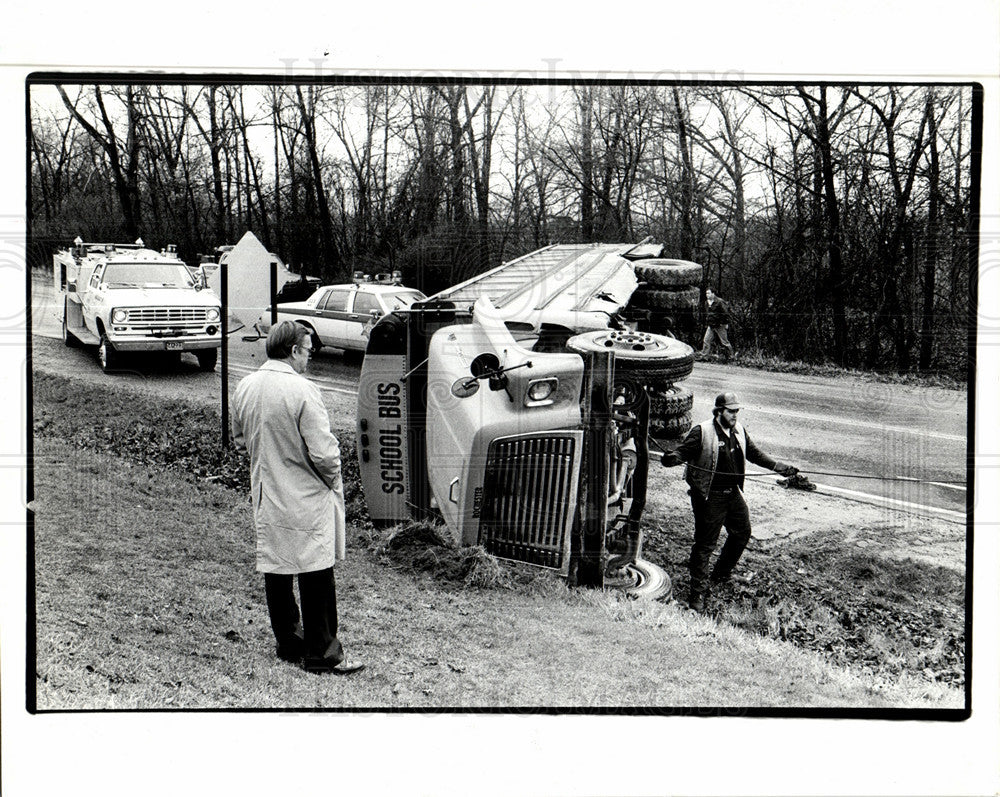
[165,342,183,351]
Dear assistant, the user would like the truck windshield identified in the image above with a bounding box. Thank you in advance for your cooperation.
[102,262,195,288]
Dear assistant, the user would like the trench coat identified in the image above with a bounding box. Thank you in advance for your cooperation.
[231,360,347,574]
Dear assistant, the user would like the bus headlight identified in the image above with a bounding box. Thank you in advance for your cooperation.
[206,307,221,322]
[525,377,558,407]
[112,308,129,323]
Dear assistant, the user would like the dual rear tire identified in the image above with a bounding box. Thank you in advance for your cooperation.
[566,329,696,440]
[565,329,695,383]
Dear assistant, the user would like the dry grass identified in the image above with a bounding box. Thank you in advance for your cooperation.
[32,436,962,711]
[727,348,966,388]
[29,367,965,710]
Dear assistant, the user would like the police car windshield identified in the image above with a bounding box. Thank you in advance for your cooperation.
[103,263,195,288]
[385,290,425,309]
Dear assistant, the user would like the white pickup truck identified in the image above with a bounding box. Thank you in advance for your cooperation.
[54,238,222,373]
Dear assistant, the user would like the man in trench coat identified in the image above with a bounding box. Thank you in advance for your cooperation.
[232,320,364,674]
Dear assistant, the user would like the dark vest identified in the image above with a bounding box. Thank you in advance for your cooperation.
[685,419,747,499]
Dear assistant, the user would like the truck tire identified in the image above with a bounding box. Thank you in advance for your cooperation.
[630,286,700,312]
[195,348,218,372]
[61,314,80,348]
[649,383,694,417]
[649,411,693,440]
[566,329,695,382]
[604,558,672,601]
[97,333,119,373]
[634,259,703,289]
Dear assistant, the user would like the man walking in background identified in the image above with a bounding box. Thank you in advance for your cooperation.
[661,392,799,612]
[232,320,364,675]
[700,288,735,362]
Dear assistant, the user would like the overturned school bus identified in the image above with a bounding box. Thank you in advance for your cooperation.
[357,242,703,597]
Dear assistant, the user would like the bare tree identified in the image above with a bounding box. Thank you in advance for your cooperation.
[919,88,941,371]
[30,101,80,227]
[463,86,510,272]
[295,86,340,271]
[181,86,230,245]
[133,86,194,244]
[688,88,756,281]
[30,81,973,377]
[56,85,144,238]
[497,88,559,253]
[404,87,446,237]
[671,88,697,260]
[850,85,932,370]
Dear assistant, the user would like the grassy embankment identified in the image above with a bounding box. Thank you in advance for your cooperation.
[704,348,965,389]
[30,370,963,709]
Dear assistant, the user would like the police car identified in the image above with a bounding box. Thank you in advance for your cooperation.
[270,274,426,354]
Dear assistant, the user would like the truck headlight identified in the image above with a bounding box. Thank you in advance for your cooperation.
[525,377,558,407]
[206,307,221,322]
[112,309,128,323]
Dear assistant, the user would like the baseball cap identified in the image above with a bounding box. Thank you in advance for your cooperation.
[714,391,743,410]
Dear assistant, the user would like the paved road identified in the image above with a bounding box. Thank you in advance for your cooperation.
[30,269,969,521]
[683,363,967,520]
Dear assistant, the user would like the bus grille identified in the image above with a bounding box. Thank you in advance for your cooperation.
[479,432,581,570]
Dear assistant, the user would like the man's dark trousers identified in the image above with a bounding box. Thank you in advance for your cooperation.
[689,488,752,595]
[264,567,344,663]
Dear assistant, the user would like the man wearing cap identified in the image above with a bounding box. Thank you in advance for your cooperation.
[661,392,798,611]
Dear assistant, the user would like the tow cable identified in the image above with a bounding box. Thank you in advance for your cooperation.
[646,440,965,489]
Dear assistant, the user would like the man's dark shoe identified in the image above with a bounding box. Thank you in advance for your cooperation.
[302,656,366,675]
[276,634,306,663]
[276,646,303,664]
[688,592,706,612]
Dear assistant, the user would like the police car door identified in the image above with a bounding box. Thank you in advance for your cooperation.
[313,287,352,348]
[346,290,382,351]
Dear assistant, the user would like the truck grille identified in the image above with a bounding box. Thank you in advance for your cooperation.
[479,432,581,570]
[126,307,211,326]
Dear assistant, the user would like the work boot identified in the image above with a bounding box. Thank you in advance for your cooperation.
[710,571,731,587]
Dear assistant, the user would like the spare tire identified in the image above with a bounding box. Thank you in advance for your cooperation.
[649,411,693,440]
[634,258,703,289]
[630,286,701,312]
[566,330,695,382]
[649,383,694,417]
